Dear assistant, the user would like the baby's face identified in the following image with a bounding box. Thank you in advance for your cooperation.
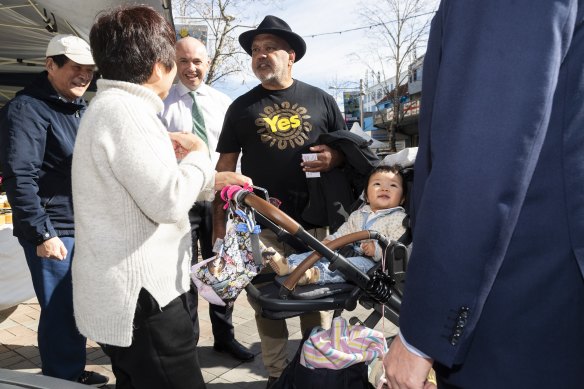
[366,171,404,212]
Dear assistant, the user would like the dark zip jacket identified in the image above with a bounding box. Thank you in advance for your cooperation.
[0,71,86,245]
[301,130,381,232]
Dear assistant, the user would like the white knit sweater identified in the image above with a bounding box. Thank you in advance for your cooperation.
[71,79,215,347]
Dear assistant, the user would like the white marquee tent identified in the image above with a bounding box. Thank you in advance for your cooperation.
[0,0,172,309]
[0,0,173,107]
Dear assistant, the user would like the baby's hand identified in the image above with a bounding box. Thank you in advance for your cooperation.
[360,241,375,257]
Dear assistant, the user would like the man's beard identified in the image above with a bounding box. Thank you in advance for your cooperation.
[255,64,283,84]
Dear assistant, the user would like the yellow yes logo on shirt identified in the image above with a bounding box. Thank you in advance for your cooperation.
[262,115,301,133]
[256,101,312,150]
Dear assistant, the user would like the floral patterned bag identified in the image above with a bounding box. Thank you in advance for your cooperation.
[191,186,264,302]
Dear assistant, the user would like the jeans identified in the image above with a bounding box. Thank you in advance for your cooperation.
[287,252,374,284]
[18,237,86,381]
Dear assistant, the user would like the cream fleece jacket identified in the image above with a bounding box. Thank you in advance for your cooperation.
[71,79,214,347]
[326,205,407,261]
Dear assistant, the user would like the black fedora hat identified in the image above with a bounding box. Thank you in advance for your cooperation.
[239,15,306,62]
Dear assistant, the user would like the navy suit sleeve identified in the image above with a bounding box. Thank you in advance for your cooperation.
[0,100,56,244]
[399,0,579,367]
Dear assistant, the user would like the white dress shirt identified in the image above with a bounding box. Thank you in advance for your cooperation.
[160,81,232,166]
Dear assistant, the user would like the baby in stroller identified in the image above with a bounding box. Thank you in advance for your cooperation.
[264,164,408,286]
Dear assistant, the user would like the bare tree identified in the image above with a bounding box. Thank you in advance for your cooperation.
[359,0,436,151]
[172,0,269,86]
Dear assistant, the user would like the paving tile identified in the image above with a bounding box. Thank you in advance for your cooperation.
[0,354,26,367]
[0,308,18,321]
[5,360,39,371]
[0,350,18,363]
[91,355,112,367]
[0,330,17,344]
[0,287,399,388]
[10,334,38,347]
[220,367,265,383]
[29,355,42,367]
[6,325,36,338]
[202,369,218,383]
[19,320,39,331]
[0,319,19,331]
[12,346,39,359]
[206,376,246,388]
[241,380,270,389]
[24,310,40,320]
[86,347,107,361]
[7,313,37,325]
[86,339,100,348]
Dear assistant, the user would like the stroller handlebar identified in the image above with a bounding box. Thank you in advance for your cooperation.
[231,189,302,236]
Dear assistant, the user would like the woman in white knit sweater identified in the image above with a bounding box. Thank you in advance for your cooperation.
[71,6,250,388]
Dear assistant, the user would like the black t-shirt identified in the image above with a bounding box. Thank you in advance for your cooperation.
[217,80,347,227]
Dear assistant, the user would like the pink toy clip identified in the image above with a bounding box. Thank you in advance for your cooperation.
[220,184,254,209]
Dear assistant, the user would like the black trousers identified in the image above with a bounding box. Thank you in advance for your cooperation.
[187,201,234,344]
[101,289,205,389]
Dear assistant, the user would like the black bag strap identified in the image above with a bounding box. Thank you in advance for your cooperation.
[250,233,263,267]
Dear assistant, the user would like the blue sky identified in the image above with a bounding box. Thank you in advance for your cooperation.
[210,0,393,100]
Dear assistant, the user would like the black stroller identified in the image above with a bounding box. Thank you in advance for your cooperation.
[231,185,410,330]
[219,180,411,388]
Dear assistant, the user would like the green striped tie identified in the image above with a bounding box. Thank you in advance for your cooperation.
[188,91,208,145]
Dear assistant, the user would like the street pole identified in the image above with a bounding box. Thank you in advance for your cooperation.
[359,78,364,129]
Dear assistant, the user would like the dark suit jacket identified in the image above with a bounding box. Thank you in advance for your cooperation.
[399,0,584,383]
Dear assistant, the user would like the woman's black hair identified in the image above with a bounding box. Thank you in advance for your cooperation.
[89,5,176,84]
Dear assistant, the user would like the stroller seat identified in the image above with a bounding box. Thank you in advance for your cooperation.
[247,276,359,320]
[273,275,356,300]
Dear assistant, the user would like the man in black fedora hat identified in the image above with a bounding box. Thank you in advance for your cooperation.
[238,15,307,61]
[213,15,348,387]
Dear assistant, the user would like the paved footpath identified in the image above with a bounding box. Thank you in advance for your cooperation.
[0,290,397,388]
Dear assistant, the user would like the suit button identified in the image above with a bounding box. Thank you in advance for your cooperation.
[449,306,471,346]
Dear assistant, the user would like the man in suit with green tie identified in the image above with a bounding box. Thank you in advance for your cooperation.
[160,36,254,362]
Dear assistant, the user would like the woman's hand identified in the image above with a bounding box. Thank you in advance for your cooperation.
[169,132,208,159]
[214,171,252,191]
